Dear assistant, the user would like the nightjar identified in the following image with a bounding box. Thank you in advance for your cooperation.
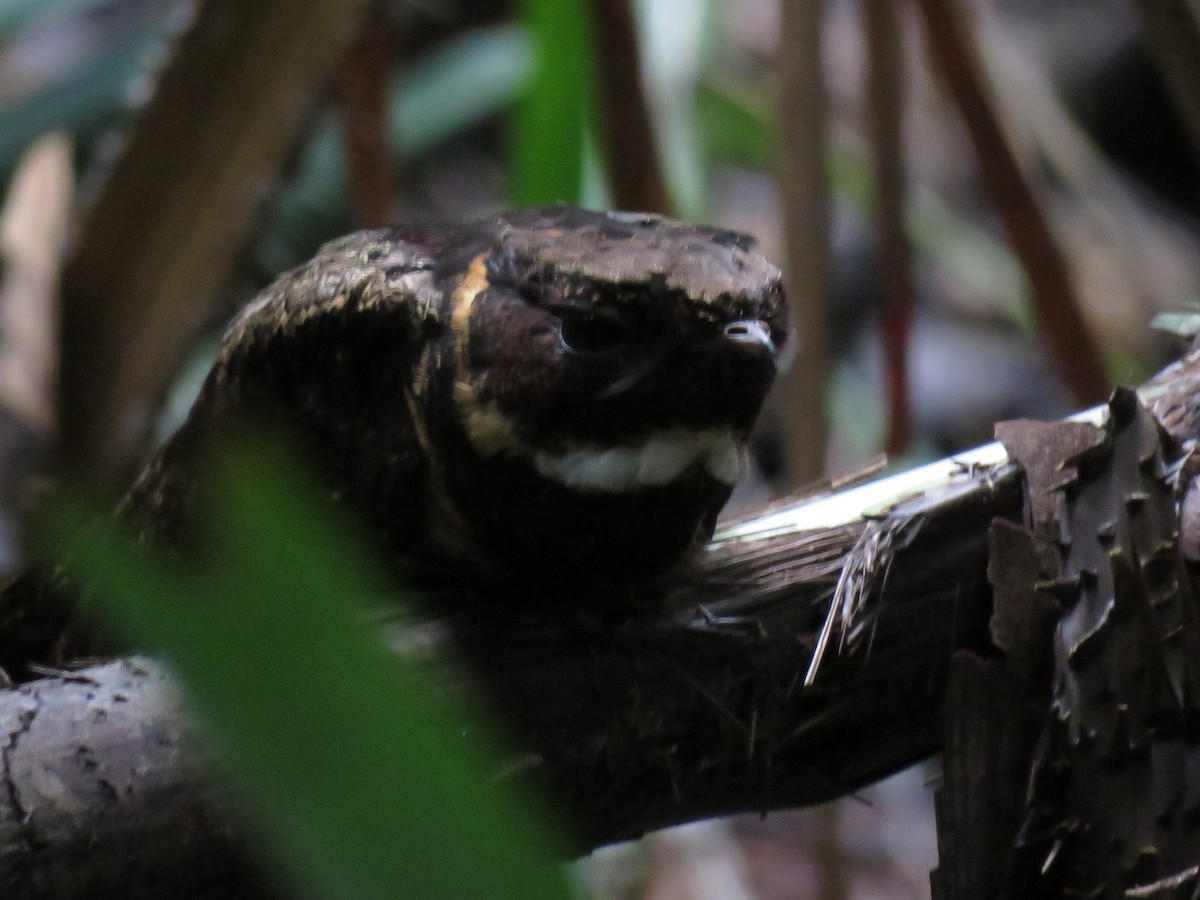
[123,205,790,587]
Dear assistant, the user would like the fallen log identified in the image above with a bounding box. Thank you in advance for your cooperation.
[1,344,1198,898]
[0,658,284,900]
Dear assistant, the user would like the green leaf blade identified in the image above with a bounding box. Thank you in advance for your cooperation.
[511,0,596,206]
[49,444,572,900]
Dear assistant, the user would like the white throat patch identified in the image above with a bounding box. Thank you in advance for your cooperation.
[531,428,746,493]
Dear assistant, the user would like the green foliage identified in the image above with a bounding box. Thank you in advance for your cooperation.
[0,0,118,42]
[48,441,572,900]
[0,19,537,275]
[511,0,596,207]
[399,25,536,157]
[0,23,169,186]
[1152,310,1200,339]
[693,78,1032,332]
[694,81,772,170]
[255,25,536,274]
[635,0,713,219]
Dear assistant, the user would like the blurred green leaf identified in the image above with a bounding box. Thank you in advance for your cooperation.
[0,23,168,186]
[49,441,571,900]
[511,0,595,206]
[1152,310,1200,338]
[636,0,712,218]
[1104,343,1156,387]
[694,76,1032,329]
[825,151,1030,329]
[905,186,1031,331]
[0,22,532,279]
[695,80,772,168]
[398,24,535,156]
[256,25,535,274]
[0,0,120,42]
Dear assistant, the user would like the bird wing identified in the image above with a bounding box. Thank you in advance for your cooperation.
[123,230,452,558]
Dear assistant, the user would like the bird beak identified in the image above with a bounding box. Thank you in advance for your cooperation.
[723,319,773,348]
[724,319,780,360]
[722,320,795,373]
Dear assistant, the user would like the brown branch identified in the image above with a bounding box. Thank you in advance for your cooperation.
[863,1,916,456]
[911,0,1110,408]
[587,0,671,213]
[0,469,1012,898]
[57,0,373,484]
[336,3,400,228]
[774,0,834,485]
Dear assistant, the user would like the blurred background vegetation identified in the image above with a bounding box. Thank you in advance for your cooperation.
[1,0,1199,897]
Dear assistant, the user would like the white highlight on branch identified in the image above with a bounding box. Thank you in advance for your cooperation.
[713,404,1110,545]
[705,403,1112,685]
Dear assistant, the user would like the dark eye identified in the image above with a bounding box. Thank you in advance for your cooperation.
[559,310,629,355]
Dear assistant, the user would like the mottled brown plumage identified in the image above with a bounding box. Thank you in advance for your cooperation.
[124,205,790,586]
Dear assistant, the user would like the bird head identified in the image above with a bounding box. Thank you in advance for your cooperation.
[434,206,790,582]
[146,206,790,590]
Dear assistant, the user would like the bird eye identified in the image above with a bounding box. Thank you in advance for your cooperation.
[559,310,629,355]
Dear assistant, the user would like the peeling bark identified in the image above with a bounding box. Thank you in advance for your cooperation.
[935,385,1200,898]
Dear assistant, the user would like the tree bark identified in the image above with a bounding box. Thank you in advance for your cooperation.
[0,658,285,900]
